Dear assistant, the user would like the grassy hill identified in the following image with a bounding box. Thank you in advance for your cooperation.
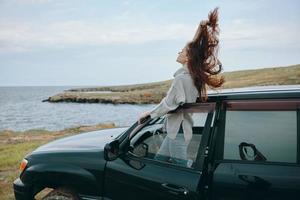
[46,64,300,104]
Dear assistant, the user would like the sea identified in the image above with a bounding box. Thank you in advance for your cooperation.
[0,86,156,132]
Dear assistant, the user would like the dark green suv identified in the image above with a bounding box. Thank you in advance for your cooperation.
[14,86,300,200]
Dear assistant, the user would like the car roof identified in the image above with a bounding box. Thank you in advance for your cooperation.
[207,85,300,101]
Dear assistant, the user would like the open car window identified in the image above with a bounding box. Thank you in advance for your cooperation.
[129,103,215,169]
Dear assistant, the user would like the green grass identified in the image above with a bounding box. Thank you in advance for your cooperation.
[0,141,45,200]
[222,64,300,89]
[0,142,44,170]
[68,64,300,92]
[49,64,300,104]
[0,123,115,200]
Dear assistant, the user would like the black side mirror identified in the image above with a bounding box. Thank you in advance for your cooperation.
[130,143,149,158]
[104,140,120,161]
[125,143,149,170]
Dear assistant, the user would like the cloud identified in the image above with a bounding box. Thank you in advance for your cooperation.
[0,19,194,52]
[221,18,300,51]
[0,17,299,54]
[11,0,53,4]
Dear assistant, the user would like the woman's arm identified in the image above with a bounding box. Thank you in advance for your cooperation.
[138,78,185,123]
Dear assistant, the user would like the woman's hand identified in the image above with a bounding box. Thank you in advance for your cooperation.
[138,111,151,124]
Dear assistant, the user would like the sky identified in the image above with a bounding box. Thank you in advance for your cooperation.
[0,0,299,86]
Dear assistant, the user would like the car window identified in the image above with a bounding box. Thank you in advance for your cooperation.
[223,100,298,163]
[130,104,215,169]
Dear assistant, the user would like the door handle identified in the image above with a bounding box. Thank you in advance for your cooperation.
[161,183,189,195]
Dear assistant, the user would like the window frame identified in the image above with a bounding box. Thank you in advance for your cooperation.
[216,98,300,166]
[126,102,216,172]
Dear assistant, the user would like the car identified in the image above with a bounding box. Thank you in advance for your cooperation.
[13,85,300,200]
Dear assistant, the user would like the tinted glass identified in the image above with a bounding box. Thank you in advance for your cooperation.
[224,111,297,163]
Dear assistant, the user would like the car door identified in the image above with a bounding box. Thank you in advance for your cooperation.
[103,103,216,200]
[210,99,300,200]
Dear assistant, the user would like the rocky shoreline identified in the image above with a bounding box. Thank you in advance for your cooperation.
[43,81,170,104]
[44,64,300,104]
[43,90,166,104]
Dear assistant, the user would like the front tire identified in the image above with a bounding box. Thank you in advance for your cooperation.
[42,187,79,200]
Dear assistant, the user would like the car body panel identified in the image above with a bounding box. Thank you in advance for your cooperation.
[104,157,202,200]
[32,127,128,153]
[13,86,300,200]
[103,103,217,200]
[16,127,128,199]
[208,93,300,200]
[212,162,300,200]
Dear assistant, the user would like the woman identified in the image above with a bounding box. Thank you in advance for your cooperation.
[138,8,224,164]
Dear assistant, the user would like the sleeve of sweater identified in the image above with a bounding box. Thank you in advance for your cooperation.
[149,77,185,119]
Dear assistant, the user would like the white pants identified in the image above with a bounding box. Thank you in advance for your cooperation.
[156,134,188,164]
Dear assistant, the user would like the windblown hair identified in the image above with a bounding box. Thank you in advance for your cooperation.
[186,8,225,102]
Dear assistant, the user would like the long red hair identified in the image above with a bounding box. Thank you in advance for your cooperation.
[186,8,224,101]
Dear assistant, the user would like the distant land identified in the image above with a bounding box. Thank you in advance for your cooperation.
[45,64,300,104]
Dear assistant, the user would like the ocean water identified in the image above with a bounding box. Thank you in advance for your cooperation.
[0,86,155,131]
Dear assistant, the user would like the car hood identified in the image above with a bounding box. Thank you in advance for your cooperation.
[33,127,128,153]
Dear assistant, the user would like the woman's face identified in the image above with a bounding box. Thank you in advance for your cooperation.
[176,46,188,65]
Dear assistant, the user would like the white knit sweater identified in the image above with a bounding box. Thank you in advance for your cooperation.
[149,65,198,142]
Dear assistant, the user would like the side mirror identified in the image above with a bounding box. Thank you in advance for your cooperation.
[130,143,149,158]
[126,143,149,170]
[104,140,120,161]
